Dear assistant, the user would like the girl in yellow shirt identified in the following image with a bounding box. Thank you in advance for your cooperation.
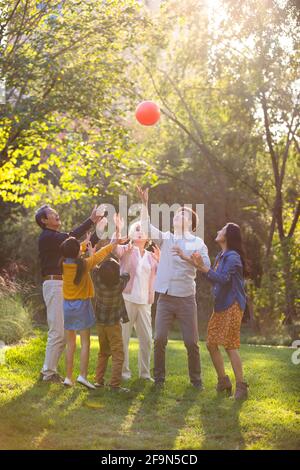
[60,235,116,389]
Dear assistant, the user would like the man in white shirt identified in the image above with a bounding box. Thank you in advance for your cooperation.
[138,186,211,389]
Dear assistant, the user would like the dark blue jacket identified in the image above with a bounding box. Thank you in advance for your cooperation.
[38,218,98,276]
[205,250,246,313]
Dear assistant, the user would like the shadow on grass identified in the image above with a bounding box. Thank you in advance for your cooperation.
[0,375,143,449]
[123,380,245,450]
[118,340,245,450]
[199,396,245,450]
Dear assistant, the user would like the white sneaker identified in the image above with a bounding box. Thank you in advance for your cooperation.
[63,377,73,387]
[77,375,96,390]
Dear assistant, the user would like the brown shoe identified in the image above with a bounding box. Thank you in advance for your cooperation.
[42,373,64,384]
[94,382,105,388]
[216,375,232,395]
[234,381,248,400]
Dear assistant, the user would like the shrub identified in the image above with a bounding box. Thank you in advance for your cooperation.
[0,275,32,344]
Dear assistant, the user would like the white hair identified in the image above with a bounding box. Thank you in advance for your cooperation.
[128,220,149,240]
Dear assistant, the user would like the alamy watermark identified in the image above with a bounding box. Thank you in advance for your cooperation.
[0,79,5,104]
[291,340,300,365]
[95,196,205,248]
[0,340,6,365]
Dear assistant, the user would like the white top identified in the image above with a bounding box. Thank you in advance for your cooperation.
[123,247,152,305]
[141,217,211,297]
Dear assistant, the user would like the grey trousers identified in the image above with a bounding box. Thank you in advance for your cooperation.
[154,293,201,384]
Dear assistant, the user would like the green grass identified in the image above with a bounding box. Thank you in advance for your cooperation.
[0,331,299,450]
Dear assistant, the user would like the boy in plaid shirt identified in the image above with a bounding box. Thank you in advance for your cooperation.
[93,257,130,391]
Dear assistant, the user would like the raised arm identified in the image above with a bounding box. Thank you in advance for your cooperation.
[86,214,128,270]
[90,216,108,247]
[192,251,242,285]
[137,185,166,245]
[113,242,132,259]
[172,245,198,267]
[172,240,211,269]
[69,205,101,239]
[85,243,114,271]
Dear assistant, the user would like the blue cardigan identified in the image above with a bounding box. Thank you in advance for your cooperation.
[205,250,246,313]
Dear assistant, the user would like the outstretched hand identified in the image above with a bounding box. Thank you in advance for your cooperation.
[90,205,100,224]
[151,244,161,263]
[172,245,190,262]
[172,245,207,270]
[191,252,209,272]
[90,203,108,224]
[137,185,149,205]
[82,232,96,256]
[111,213,129,245]
[113,212,125,234]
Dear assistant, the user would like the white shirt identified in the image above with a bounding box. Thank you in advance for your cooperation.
[123,247,152,305]
[141,218,211,297]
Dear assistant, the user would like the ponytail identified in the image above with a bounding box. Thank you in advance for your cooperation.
[74,258,86,285]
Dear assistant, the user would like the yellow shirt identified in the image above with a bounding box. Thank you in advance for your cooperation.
[62,243,114,300]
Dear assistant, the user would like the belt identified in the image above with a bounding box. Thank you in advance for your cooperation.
[43,275,63,281]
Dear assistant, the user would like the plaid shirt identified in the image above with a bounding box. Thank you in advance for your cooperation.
[93,273,130,325]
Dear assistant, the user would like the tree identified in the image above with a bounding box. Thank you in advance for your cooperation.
[0,0,158,206]
[128,0,299,330]
[212,0,300,328]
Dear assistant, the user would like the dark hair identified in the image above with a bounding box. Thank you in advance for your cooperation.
[225,223,250,278]
[176,206,199,232]
[98,258,120,288]
[60,237,86,285]
[35,205,50,229]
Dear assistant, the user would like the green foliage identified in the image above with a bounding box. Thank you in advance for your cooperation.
[253,232,300,329]
[0,280,32,344]
[0,0,159,205]
[128,0,300,327]
[0,114,158,206]
[0,0,299,332]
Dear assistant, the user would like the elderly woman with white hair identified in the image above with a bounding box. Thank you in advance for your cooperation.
[113,220,160,381]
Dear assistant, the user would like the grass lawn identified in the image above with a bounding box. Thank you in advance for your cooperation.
[0,331,299,450]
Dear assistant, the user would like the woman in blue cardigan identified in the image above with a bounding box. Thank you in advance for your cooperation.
[174,222,248,400]
[195,223,248,399]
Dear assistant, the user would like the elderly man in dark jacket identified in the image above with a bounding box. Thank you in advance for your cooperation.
[36,204,105,382]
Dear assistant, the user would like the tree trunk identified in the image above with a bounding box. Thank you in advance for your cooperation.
[280,237,298,340]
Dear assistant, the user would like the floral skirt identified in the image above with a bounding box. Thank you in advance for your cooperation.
[207,302,243,350]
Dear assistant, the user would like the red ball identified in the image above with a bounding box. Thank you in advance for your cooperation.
[135,101,160,126]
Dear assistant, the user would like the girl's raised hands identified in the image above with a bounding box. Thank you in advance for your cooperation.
[82,232,96,256]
